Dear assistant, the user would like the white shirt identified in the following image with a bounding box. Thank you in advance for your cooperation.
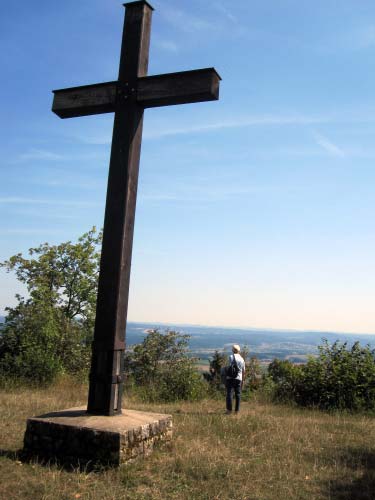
[228,353,245,381]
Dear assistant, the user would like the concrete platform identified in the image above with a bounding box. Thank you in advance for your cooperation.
[23,406,172,467]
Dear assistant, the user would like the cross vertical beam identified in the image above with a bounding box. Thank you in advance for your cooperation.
[52,1,220,417]
[87,1,153,415]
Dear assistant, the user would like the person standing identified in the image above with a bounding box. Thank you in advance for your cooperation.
[226,344,245,414]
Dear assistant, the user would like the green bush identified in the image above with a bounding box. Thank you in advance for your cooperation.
[297,340,375,410]
[0,300,92,384]
[266,340,375,411]
[125,329,208,402]
[266,359,303,403]
[0,302,63,384]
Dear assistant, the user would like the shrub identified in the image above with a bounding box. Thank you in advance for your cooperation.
[266,340,375,411]
[297,340,375,410]
[0,300,92,384]
[124,329,208,402]
[0,301,63,384]
[266,359,303,403]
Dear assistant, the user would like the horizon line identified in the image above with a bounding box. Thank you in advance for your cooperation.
[126,319,375,337]
[1,314,374,337]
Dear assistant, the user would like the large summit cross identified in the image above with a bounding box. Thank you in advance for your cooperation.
[52,1,221,415]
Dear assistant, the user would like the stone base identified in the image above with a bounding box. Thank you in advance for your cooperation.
[23,406,172,467]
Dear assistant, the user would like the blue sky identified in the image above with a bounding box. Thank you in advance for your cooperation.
[1,0,375,333]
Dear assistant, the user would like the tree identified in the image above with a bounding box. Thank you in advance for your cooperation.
[204,350,227,389]
[0,228,102,383]
[1,227,101,328]
[124,329,207,402]
[244,355,262,392]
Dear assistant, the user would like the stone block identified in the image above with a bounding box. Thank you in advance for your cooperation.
[23,406,172,467]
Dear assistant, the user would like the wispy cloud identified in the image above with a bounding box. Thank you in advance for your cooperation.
[351,25,375,50]
[314,132,345,158]
[160,2,247,38]
[17,149,64,162]
[14,149,106,163]
[140,180,286,204]
[77,109,375,144]
[10,208,79,220]
[1,228,65,236]
[79,113,331,144]
[154,39,179,53]
[144,113,331,139]
[318,25,375,54]
[30,174,104,190]
[78,135,111,146]
[0,197,101,208]
[161,5,217,34]
[213,3,238,24]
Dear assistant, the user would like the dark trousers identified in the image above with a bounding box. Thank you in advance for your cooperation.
[226,378,242,412]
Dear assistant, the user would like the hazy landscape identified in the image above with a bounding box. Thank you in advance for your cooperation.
[2,315,375,366]
[126,321,375,365]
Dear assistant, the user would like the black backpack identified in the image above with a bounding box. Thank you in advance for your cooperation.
[226,355,240,379]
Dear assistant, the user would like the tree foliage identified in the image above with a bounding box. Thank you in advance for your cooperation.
[266,339,375,411]
[204,350,227,389]
[124,329,207,402]
[244,355,262,393]
[0,228,101,383]
[266,358,303,403]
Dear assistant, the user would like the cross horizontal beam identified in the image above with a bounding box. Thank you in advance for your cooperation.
[52,68,221,118]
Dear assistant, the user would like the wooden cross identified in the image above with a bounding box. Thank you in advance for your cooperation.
[52,1,221,416]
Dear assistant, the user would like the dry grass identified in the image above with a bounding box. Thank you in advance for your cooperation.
[1,379,375,499]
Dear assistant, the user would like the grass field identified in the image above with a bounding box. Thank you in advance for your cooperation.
[1,378,375,500]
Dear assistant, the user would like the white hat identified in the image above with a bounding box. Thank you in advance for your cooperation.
[232,344,241,353]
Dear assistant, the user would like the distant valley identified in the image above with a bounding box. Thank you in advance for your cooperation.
[125,322,375,365]
[2,316,374,366]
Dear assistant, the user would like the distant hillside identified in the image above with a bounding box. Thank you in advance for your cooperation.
[125,322,375,364]
[1,315,373,364]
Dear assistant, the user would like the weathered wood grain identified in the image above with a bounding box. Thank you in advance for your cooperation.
[87,0,153,416]
[52,82,117,118]
[53,68,221,118]
[138,68,221,108]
